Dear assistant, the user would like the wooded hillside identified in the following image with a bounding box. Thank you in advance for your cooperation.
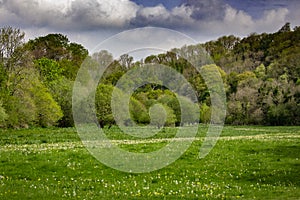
[0,23,299,128]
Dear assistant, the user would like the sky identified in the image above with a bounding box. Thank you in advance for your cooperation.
[0,0,299,56]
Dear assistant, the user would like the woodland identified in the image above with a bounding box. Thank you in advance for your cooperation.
[0,23,299,128]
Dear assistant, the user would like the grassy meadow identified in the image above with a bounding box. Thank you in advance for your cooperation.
[0,125,299,199]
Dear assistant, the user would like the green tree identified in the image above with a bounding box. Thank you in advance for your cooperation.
[0,53,63,128]
[178,96,199,125]
[95,84,115,127]
[0,100,8,126]
[254,64,266,79]
[35,58,64,87]
[34,58,74,127]
[0,27,25,72]
[0,27,36,127]
[27,33,70,60]
[0,27,32,94]
[261,78,300,125]
[227,90,264,125]
[31,80,63,127]
[27,33,88,80]
[227,72,263,125]
[119,54,133,70]
[129,97,150,124]
[149,103,176,128]
[158,94,181,125]
[200,103,211,124]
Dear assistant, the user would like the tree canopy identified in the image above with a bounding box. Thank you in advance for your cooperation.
[0,23,299,128]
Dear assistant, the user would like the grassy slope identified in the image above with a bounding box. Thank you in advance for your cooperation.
[0,126,299,199]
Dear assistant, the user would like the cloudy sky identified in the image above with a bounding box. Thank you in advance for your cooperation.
[1,0,299,54]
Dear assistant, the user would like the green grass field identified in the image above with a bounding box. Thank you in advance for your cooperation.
[0,126,299,199]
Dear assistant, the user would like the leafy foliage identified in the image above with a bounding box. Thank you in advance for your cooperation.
[0,100,7,125]
[1,23,300,128]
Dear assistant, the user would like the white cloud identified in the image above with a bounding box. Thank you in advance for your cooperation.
[0,0,297,53]
[1,0,71,28]
[91,27,196,60]
[37,0,72,14]
[223,6,253,27]
[70,0,139,28]
[256,8,289,31]
[171,5,193,19]
[138,4,170,20]
[190,6,290,40]
[0,0,140,30]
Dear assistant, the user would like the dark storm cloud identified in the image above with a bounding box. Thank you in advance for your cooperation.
[130,0,228,29]
[68,0,139,30]
[180,0,226,20]
[129,4,194,29]
[130,0,181,10]
[69,0,112,29]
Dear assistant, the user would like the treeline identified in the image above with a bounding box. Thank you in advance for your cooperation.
[205,22,300,125]
[0,28,88,128]
[0,23,299,128]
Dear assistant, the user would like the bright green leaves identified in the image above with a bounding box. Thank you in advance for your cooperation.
[35,58,64,87]
[0,100,7,125]
[31,80,63,127]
